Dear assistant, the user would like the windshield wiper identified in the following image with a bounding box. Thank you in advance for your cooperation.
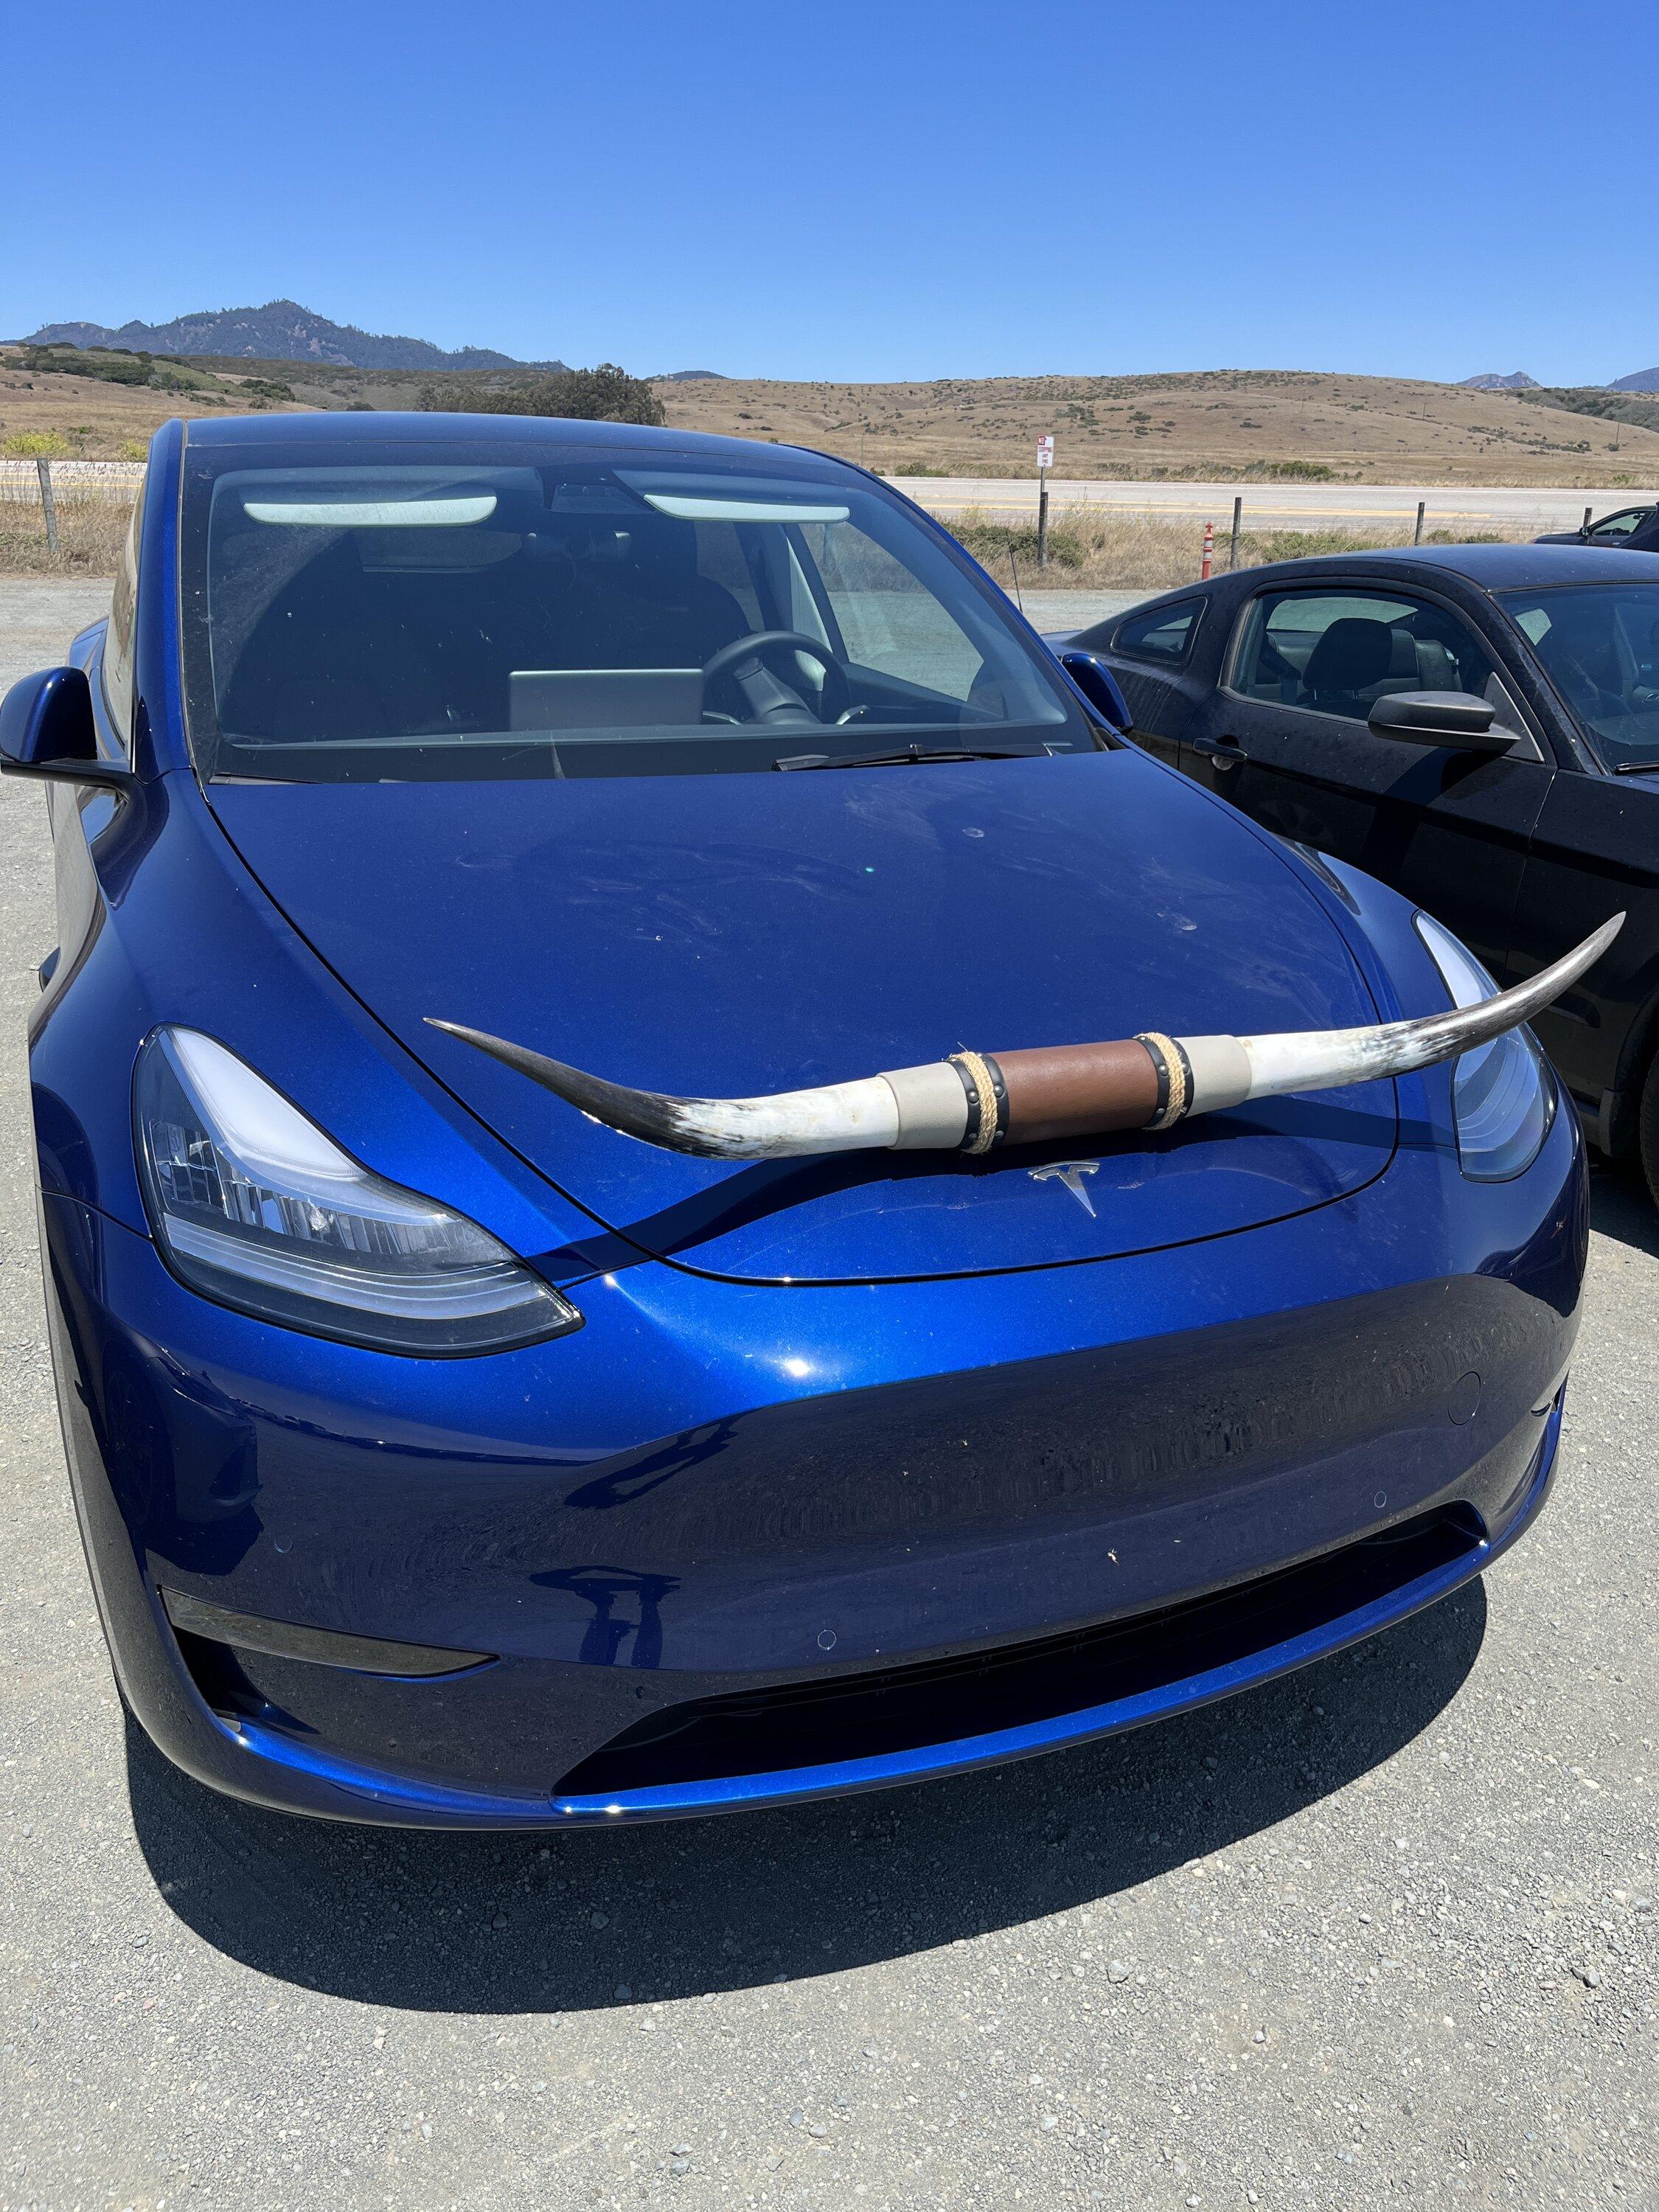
[1610,756,1659,775]
[773,742,1062,771]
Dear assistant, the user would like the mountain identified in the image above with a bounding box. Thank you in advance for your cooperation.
[20,300,563,373]
[655,369,730,382]
[1460,370,1539,391]
[1609,367,1659,394]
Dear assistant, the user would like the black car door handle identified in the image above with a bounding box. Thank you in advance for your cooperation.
[1191,735,1247,770]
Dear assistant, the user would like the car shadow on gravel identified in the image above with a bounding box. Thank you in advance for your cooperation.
[1588,1162,1659,1258]
[127,1581,1484,2011]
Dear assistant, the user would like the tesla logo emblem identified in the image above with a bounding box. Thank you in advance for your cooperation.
[1029,1159,1101,1217]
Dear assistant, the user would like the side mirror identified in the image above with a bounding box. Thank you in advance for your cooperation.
[1057,650,1131,731]
[0,667,134,793]
[1366,690,1514,754]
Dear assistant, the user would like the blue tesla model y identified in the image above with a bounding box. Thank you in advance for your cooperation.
[2,413,1600,1827]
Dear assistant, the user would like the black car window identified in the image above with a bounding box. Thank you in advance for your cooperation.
[1107,597,1203,664]
[1501,582,1659,770]
[102,476,146,746]
[178,445,1090,782]
[1587,507,1652,543]
[1231,588,1498,723]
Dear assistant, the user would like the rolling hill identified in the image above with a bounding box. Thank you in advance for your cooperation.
[6,350,1659,488]
[652,369,1659,486]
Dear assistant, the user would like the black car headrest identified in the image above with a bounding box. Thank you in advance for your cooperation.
[1302,616,1396,698]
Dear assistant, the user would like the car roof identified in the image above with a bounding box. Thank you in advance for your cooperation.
[1228,541,1659,595]
[1092,543,1659,632]
[178,408,838,472]
[1349,541,1659,589]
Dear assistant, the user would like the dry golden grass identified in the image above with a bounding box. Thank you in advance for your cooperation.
[0,351,307,459]
[656,369,1659,488]
[0,498,132,577]
[953,509,1531,594]
[0,496,1529,591]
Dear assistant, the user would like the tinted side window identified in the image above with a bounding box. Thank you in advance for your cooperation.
[102,480,146,745]
[1102,597,1202,662]
[1231,588,1497,723]
[1587,507,1651,542]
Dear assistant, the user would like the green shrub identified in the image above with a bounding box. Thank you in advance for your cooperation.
[417,364,665,427]
[948,520,1087,570]
[21,345,156,388]
[2,431,72,459]
[1245,459,1336,481]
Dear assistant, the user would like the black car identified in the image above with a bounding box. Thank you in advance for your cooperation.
[1536,504,1658,552]
[1051,545,1659,1197]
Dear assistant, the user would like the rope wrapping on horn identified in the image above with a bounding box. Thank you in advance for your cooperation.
[1135,1032,1193,1131]
[950,1050,1005,1154]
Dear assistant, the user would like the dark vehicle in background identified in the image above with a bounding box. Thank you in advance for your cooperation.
[1053,546,1659,1198]
[1536,504,1659,552]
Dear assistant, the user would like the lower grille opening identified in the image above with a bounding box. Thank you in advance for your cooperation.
[556,1505,1484,1800]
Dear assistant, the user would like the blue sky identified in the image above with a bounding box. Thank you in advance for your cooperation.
[6,0,1655,386]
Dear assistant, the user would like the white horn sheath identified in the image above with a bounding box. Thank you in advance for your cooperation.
[426,914,1621,1161]
[1209,911,1624,1109]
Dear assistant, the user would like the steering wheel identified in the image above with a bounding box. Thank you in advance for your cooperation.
[700,630,852,725]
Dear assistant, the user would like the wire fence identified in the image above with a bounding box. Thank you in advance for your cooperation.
[0,459,145,510]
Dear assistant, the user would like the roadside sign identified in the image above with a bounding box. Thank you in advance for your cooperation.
[1036,435,1054,471]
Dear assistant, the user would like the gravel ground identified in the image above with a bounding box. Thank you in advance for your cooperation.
[0,580,1652,2211]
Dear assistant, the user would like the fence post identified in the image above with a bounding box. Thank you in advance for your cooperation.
[1228,495,1242,571]
[1582,504,1593,532]
[1413,499,1425,547]
[36,457,59,554]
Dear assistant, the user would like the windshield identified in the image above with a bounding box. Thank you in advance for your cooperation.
[1500,582,1659,768]
[178,439,1088,781]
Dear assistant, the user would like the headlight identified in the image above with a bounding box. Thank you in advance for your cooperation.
[135,1028,582,1354]
[1413,913,1554,1180]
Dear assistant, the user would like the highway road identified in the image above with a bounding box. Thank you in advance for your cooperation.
[885,477,1646,536]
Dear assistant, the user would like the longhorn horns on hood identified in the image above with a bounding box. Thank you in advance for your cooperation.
[425,914,1623,1163]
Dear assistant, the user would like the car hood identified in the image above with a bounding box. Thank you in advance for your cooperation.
[208,750,1397,1284]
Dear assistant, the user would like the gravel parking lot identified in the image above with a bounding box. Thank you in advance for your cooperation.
[0,579,1652,2211]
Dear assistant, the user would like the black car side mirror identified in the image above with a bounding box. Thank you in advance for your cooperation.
[1367,690,1515,754]
[1057,650,1131,731]
[0,667,136,793]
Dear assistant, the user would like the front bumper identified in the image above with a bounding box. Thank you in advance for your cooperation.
[44,1102,1585,1828]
